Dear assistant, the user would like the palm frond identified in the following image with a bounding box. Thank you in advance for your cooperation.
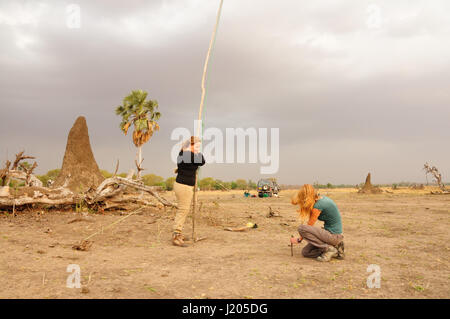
[152,112,161,121]
[123,121,131,135]
[115,105,125,115]
[116,89,161,146]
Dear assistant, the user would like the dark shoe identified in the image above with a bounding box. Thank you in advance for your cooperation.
[336,241,345,260]
[316,246,338,262]
[172,233,187,247]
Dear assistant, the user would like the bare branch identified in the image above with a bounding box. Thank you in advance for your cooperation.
[86,176,174,207]
[134,158,145,176]
[12,151,35,170]
[424,162,446,191]
[112,159,120,177]
[19,161,38,186]
[0,160,11,186]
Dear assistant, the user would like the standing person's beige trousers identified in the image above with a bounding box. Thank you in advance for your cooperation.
[173,181,194,234]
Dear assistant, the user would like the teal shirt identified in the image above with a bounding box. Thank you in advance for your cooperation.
[313,196,343,234]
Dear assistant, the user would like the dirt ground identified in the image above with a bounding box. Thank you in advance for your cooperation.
[0,187,449,299]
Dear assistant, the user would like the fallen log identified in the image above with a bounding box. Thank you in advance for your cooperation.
[0,149,175,210]
[103,193,165,210]
[0,176,175,210]
[0,186,77,207]
[86,176,174,207]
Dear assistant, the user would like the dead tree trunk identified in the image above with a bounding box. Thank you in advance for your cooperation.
[424,163,447,192]
[0,175,175,209]
[0,153,175,210]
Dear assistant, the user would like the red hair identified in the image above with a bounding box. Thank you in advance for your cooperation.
[291,184,319,222]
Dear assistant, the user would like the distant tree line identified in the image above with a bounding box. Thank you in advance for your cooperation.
[30,168,258,191]
[312,183,357,189]
[8,167,448,191]
[198,178,257,191]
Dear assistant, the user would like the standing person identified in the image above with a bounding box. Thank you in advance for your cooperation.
[290,184,345,262]
[172,136,205,247]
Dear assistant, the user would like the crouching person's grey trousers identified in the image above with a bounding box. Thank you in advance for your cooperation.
[298,225,344,258]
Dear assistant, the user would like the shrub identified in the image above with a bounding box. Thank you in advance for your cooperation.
[101,170,113,178]
[37,169,61,186]
[235,179,247,190]
[199,177,215,190]
[247,180,257,190]
[165,177,176,191]
[142,174,164,186]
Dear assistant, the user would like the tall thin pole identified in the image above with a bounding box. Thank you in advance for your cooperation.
[192,0,224,242]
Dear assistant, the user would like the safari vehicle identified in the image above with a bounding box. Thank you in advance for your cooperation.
[257,178,279,197]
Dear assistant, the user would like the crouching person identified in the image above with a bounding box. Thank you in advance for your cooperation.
[290,184,345,262]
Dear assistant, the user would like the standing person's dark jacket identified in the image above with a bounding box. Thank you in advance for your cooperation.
[176,150,205,186]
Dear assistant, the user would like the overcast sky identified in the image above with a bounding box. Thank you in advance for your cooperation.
[1,0,449,185]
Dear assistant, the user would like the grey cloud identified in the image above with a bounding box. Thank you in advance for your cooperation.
[1,0,449,184]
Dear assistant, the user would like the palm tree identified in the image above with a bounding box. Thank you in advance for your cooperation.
[115,90,161,179]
